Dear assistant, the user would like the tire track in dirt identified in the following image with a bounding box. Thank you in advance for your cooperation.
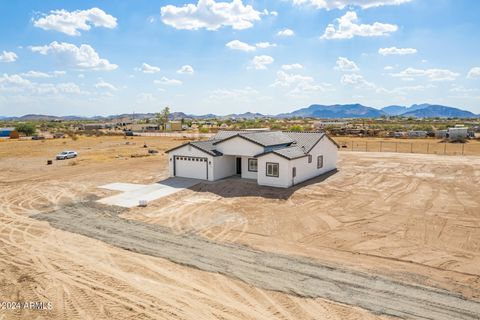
[33,202,480,320]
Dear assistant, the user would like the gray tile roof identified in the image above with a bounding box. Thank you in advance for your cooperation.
[283,131,325,152]
[168,130,331,159]
[190,140,223,156]
[268,146,308,159]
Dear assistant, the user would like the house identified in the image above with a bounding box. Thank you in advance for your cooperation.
[408,130,427,138]
[447,126,468,141]
[165,130,338,188]
[0,127,18,139]
[165,121,182,131]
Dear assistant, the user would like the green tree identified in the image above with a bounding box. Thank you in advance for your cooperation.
[16,123,36,136]
[289,125,304,132]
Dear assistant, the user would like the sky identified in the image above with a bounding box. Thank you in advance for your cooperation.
[0,0,479,117]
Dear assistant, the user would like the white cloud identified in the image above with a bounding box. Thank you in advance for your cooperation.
[467,67,480,79]
[378,47,417,56]
[321,11,397,39]
[256,42,277,49]
[20,70,66,78]
[384,65,394,70]
[334,57,359,72]
[177,65,195,74]
[154,77,183,85]
[0,73,31,86]
[30,41,118,71]
[377,84,435,95]
[95,80,117,91]
[250,55,274,70]
[209,87,258,100]
[33,8,117,36]
[341,74,376,88]
[291,0,412,10]
[137,63,161,74]
[0,51,18,62]
[391,67,460,81]
[226,40,256,52]
[281,63,303,70]
[0,73,86,96]
[277,29,295,37]
[160,0,262,31]
[271,70,330,96]
[450,84,476,93]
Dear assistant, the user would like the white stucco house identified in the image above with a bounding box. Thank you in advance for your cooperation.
[165,130,339,188]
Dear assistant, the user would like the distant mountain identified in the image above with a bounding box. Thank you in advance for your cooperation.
[1,103,478,121]
[224,112,267,119]
[277,104,386,118]
[401,105,478,118]
[381,105,408,116]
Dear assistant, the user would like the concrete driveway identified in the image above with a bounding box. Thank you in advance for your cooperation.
[97,177,200,208]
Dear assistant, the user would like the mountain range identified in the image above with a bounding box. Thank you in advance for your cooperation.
[0,103,478,121]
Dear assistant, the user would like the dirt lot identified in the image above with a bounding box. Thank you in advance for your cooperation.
[1,136,479,319]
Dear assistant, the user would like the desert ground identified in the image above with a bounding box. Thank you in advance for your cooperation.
[1,135,480,319]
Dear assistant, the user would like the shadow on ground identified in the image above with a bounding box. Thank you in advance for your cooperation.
[184,169,338,200]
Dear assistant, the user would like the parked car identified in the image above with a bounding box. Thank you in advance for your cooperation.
[56,151,78,160]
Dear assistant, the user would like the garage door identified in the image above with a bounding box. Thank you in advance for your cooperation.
[174,156,208,180]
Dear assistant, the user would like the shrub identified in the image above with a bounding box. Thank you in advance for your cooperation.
[15,123,36,136]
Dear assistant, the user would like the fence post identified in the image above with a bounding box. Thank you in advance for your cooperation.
[410,143,413,153]
[462,143,465,155]
[444,143,446,154]
[427,143,430,154]
[352,140,354,151]
[395,142,398,153]
[380,141,383,152]
[366,141,368,152]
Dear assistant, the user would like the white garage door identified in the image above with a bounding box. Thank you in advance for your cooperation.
[174,156,208,180]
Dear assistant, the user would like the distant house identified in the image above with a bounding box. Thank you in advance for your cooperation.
[435,130,448,138]
[408,130,427,138]
[447,126,468,141]
[0,127,18,139]
[82,123,106,130]
[166,130,338,188]
[165,121,182,131]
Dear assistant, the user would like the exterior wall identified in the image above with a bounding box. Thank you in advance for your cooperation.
[256,136,338,188]
[212,155,236,180]
[257,154,291,188]
[289,137,338,186]
[167,144,214,181]
[214,136,264,157]
[241,156,258,180]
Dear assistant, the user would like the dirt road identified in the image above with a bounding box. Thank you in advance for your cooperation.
[34,202,480,320]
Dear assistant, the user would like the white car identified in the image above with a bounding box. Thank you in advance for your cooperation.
[56,151,78,160]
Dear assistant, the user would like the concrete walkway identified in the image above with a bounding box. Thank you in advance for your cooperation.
[97,178,199,208]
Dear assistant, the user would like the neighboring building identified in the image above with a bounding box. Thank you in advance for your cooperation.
[0,127,18,139]
[447,126,468,141]
[435,130,448,138]
[128,124,160,132]
[165,121,182,131]
[82,123,108,130]
[165,130,338,188]
[408,130,427,138]
[314,121,347,129]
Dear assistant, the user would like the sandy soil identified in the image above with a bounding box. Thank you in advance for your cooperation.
[33,202,480,319]
[1,136,479,319]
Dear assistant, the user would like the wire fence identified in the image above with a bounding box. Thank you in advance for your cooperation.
[337,140,480,156]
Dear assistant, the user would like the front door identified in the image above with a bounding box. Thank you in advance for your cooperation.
[236,157,242,175]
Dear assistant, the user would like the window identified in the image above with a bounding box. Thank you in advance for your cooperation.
[266,162,279,177]
[292,167,296,178]
[317,155,323,169]
[248,158,258,172]
[308,155,312,163]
